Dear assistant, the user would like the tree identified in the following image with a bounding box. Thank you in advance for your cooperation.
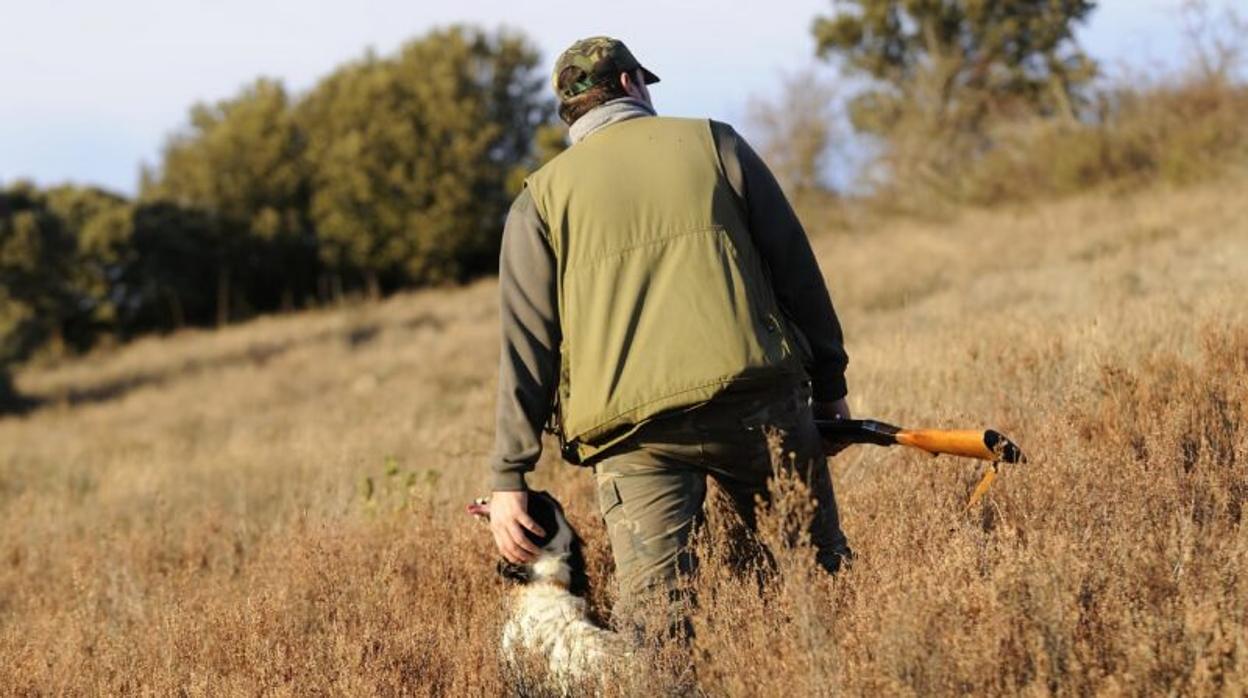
[814,0,1097,132]
[1,24,562,396]
[300,26,551,297]
[122,202,220,332]
[0,366,14,407]
[44,185,134,344]
[0,183,78,404]
[144,78,313,323]
[38,185,225,340]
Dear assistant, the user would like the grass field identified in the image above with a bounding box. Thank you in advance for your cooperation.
[1,177,1246,695]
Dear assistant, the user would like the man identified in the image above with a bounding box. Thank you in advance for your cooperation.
[487,36,853,630]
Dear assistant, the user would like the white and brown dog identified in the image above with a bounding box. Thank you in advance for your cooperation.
[468,491,628,690]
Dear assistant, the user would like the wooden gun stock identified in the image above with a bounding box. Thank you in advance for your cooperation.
[813,418,1026,510]
[813,419,1026,464]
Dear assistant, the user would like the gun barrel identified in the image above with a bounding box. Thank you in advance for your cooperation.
[814,418,901,446]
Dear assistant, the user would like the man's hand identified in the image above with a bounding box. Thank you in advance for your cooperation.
[813,397,852,457]
[488,490,546,564]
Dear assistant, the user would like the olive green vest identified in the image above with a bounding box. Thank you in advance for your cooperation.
[526,116,805,459]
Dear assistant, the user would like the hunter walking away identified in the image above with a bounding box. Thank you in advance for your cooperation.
[2,1,1245,694]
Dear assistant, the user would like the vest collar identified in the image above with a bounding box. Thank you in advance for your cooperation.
[568,97,657,145]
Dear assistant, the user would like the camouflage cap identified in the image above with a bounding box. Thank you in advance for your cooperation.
[552,36,660,102]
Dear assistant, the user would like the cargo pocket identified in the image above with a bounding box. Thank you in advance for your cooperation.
[596,475,623,520]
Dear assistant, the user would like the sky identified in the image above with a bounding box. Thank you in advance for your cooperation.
[0,0,1198,196]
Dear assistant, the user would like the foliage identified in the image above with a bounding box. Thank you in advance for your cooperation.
[0,368,12,406]
[509,122,568,194]
[121,202,223,332]
[43,186,134,340]
[301,26,550,296]
[813,0,1098,203]
[143,78,315,323]
[0,182,223,397]
[814,0,1097,132]
[802,0,1248,211]
[357,455,443,514]
[0,183,78,364]
[0,25,558,400]
[948,76,1248,206]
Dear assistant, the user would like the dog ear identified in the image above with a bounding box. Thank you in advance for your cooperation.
[497,559,531,584]
[523,492,559,548]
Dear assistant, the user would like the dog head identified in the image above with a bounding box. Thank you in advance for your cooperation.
[468,491,589,596]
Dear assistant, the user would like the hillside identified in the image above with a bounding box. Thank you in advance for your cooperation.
[2,178,1246,694]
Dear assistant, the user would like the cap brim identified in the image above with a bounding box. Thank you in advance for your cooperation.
[640,66,660,85]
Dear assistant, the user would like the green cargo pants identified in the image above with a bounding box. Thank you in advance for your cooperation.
[591,383,852,631]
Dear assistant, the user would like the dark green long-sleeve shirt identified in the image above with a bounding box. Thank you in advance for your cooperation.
[489,118,848,491]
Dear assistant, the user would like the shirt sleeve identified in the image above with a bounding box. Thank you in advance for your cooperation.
[711,120,849,401]
[489,188,561,491]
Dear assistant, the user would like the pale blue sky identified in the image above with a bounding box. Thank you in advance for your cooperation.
[1,0,1196,195]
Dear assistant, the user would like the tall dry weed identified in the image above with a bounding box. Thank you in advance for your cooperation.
[0,179,1245,694]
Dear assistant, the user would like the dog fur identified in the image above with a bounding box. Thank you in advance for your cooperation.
[469,491,629,691]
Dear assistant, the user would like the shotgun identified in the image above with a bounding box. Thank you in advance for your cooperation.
[814,418,1026,508]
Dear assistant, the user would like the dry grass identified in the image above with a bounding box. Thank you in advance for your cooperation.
[1,177,1246,695]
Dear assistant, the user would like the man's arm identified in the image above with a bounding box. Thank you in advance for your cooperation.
[489,188,560,563]
[490,188,561,491]
[711,120,850,402]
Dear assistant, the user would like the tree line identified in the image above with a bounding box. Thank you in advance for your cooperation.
[2,26,563,404]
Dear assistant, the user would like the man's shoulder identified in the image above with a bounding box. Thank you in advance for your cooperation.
[587,115,720,141]
[706,119,740,146]
[643,115,723,134]
[506,186,536,215]
[525,151,566,192]
[609,116,725,150]
[651,118,741,156]
[528,117,730,185]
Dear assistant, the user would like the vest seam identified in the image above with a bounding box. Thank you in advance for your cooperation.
[565,225,725,272]
[520,182,556,249]
[708,120,752,223]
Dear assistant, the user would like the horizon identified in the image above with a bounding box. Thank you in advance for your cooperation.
[1,0,1196,196]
